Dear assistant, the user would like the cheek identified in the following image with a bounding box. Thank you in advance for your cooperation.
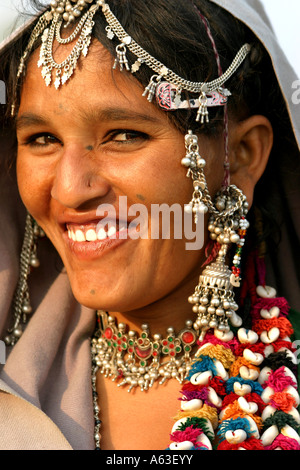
[16,152,52,221]
[126,141,191,206]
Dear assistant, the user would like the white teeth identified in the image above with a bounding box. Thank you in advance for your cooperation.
[86,229,97,241]
[97,228,107,240]
[107,225,117,237]
[67,222,125,241]
[75,230,85,242]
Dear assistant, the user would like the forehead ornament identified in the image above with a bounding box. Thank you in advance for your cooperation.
[14,0,250,121]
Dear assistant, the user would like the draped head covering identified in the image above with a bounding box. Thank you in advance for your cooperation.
[0,0,299,450]
[211,0,300,311]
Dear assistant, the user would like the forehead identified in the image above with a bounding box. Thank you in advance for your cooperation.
[19,39,166,123]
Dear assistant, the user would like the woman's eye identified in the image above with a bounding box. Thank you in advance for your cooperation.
[109,130,149,144]
[25,134,60,147]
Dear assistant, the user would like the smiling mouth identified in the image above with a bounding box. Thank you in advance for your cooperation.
[66,221,128,242]
[63,220,133,260]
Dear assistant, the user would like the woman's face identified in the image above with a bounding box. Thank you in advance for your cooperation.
[16,41,224,314]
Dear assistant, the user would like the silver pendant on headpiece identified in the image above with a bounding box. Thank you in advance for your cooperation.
[99,0,250,120]
[196,89,209,124]
[14,0,251,121]
[113,36,132,72]
[37,3,99,89]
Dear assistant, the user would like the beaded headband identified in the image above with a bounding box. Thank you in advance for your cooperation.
[12,0,251,120]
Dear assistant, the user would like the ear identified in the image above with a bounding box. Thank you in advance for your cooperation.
[229,116,273,207]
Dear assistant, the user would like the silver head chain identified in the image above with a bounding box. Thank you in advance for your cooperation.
[13,0,251,119]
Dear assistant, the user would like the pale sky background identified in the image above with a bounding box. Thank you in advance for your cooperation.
[0,0,299,77]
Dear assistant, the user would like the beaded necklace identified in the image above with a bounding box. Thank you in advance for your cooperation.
[90,255,300,451]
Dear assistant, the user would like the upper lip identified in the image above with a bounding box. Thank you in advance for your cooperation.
[56,210,131,229]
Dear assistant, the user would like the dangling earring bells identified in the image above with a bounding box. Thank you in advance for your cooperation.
[182,130,250,340]
[4,213,44,346]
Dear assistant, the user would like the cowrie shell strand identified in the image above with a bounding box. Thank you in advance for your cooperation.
[214,359,228,380]
[261,424,279,446]
[214,330,234,342]
[244,415,260,439]
[262,405,300,424]
[181,399,203,412]
[262,385,300,406]
[243,348,264,365]
[238,396,258,414]
[286,408,300,424]
[233,382,252,396]
[285,386,300,406]
[260,366,297,387]
[281,425,300,444]
[261,405,277,421]
[169,441,194,450]
[261,386,276,403]
[264,345,274,357]
[260,306,280,319]
[237,328,258,344]
[260,327,280,344]
[190,370,213,386]
[197,433,213,450]
[258,367,272,385]
[207,387,222,407]
[218,408,227,421]
[239,366,259,381]
[225,430,247,444]
[256,285,277,299]
[283,407,300,424]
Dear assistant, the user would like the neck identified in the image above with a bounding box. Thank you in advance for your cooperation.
[107,269,200,337]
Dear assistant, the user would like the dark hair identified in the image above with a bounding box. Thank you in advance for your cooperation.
[0,0,299,256]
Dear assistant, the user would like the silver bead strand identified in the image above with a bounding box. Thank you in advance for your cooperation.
[91,332,101,450]
[5,213,42,346]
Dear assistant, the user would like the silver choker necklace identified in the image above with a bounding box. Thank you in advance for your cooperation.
[90,310,200,449]
[91,310,199,390]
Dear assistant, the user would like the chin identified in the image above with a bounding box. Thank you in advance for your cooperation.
[69,283,124,312]
[69,283,108,310]
[70,282,154,314]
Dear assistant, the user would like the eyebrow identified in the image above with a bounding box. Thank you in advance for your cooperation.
[16,113,49,131]
[81,107,160,125]
[16,107,160,131]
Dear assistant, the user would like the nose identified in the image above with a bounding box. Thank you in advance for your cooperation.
[51,144,111,209]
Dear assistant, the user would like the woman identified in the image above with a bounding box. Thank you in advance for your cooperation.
[0,0,299,451]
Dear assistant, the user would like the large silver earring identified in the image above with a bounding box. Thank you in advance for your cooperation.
[4,213,44,346]
[191,186,249,340]
[182,131,250,340]
[181,130,209,224]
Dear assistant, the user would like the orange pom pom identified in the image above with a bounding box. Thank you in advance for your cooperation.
[270,392,297,412]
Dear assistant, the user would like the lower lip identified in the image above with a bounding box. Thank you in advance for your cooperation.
[63,229,131,260]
